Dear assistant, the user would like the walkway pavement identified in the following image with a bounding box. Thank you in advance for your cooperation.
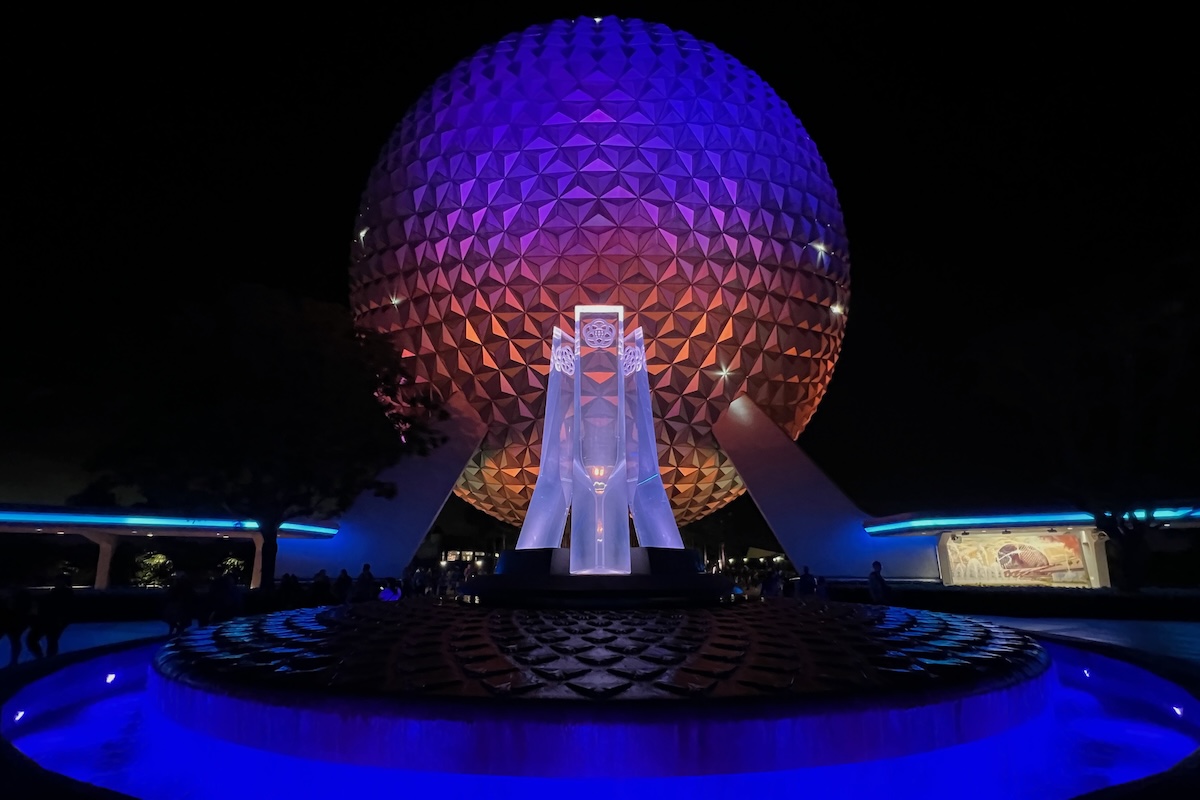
[2,620,165,667]
[972,616,1200,669]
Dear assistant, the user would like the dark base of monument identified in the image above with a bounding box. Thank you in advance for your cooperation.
[460,547,735,607]
[460,572,736,607]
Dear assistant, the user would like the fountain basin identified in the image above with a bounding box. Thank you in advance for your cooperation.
[3,602,1197,799]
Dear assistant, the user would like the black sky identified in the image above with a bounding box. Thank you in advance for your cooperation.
[5,5,1197,515]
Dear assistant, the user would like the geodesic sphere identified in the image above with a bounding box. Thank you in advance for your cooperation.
[350,16,849,527]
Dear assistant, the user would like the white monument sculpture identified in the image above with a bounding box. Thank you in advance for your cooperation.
[516,306,684,574]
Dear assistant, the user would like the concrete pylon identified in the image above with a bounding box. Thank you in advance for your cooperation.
[713,395,938,580]
[78,531,117,590]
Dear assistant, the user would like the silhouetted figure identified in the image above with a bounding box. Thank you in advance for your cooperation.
[2,584,35,667]
[796,566,817,596]
[26,575,74,658]
[868,560,890,604]
[208,574,241,624]
[759,569,783,598]
[164,572,196,636]
[412,567,428,596]
[815,576,829,600]
[333,569,353,604]
[310,569,333,605]
[278,573,303,608]
[352,563,378,602]
[378,578,402,601]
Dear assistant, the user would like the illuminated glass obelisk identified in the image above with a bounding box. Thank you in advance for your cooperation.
[517,305,684,574]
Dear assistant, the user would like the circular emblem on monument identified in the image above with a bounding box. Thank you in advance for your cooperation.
[552,344,576,376]
[622,344,645,376]
[582,319,617,349]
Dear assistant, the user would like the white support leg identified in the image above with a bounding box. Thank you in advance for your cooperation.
[714,395,939,580]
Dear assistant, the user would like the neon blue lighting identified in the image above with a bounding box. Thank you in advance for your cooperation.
[278,522,338,535]
[864,508,1195,535]
[0,511,336,536]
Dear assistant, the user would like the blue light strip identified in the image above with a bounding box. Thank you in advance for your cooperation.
[864,507,1195,535]
[0,511,337,536]
[278,522,339,535]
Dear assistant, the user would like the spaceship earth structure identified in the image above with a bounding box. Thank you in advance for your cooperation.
[350,16,850,527]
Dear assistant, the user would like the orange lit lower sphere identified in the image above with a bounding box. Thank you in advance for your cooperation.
[349,18,849,526]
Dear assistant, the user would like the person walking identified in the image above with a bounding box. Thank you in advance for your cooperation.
[26,574,74,658]
[867,560,891,604]
[2,584,35,667]
[795,565,817,596]
[333,569,353,604]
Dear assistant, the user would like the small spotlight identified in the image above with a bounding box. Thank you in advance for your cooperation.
[106,673,116,684]
[1083,669,1090,678]
[56,531,65,535]
[13,710,24,722]
[1173,706,1184,717]
[593,16,602,23]
[830,304,843,315]
[146,533,154,538]
[719,367,730,377]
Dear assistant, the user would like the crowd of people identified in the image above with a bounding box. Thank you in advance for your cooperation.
[161,572,247,635]
[3,558,893,665]
[714,560,890,602]
[271,560,486,610]
[1,574,76,667]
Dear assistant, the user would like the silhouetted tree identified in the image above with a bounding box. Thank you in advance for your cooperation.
[80,284,443,591]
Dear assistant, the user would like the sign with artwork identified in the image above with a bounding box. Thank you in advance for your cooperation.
[941,532,1095,587]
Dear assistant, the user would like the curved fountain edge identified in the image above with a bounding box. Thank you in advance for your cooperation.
[0,635,166,800]
[2,626,1197,796]
[142,603,1056,775]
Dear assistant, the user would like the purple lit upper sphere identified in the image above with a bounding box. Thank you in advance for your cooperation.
[350,16,850,526]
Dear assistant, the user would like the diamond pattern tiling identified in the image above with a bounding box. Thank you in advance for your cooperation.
[154,600,1050,703]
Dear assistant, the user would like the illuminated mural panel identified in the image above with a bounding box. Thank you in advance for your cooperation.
[939,532,1110,588]
[350,16,849,526]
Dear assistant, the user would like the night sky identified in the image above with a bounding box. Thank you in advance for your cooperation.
[5,6,1197,518]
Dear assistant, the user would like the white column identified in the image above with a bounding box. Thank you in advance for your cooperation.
[79,531,117,590]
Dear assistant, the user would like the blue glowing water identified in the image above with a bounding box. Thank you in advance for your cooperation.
[4,640,1196,799]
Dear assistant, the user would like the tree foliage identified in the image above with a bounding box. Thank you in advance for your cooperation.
[79,284,443,588]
